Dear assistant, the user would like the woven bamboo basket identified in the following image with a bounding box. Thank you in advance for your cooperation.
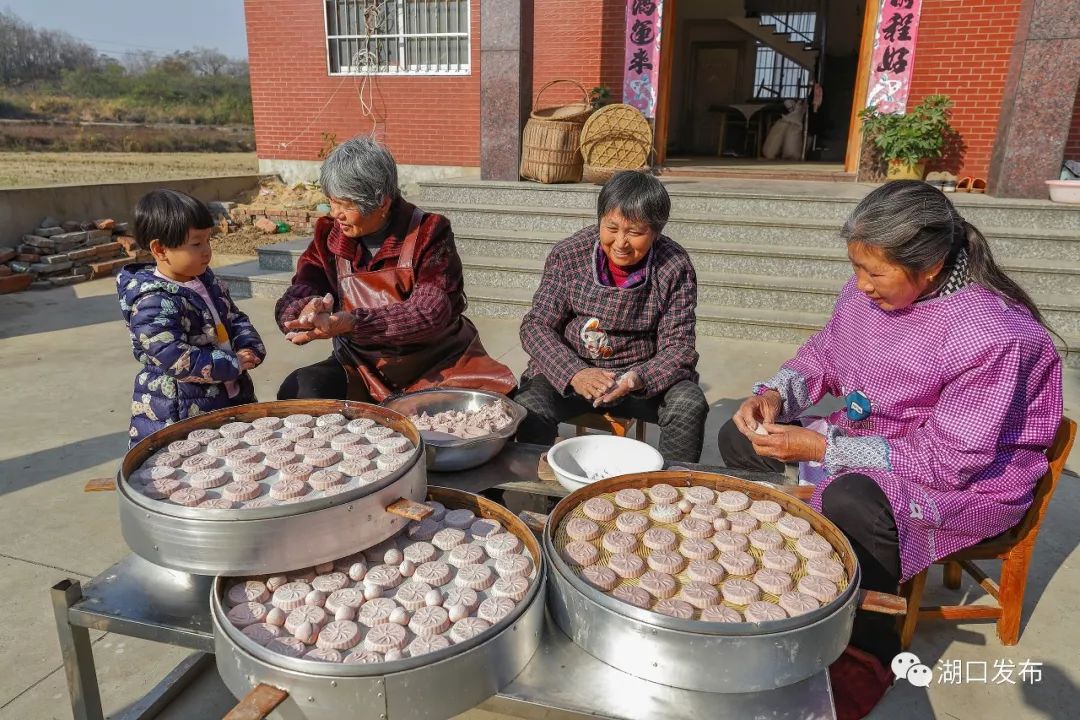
[520,80,593,184]
[579,103,654,185]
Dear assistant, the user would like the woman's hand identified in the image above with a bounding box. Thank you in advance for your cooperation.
[285,311,356,345]
[750,424,826,463]
[296,293,334,322]
[594,371,642,407]
[732,391,783,437]
[571,368,617,402]
[237,348,261,371]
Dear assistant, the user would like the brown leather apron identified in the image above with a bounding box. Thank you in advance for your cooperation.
[331,208,516,402]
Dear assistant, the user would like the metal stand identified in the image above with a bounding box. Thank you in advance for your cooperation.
[52,444,831,720]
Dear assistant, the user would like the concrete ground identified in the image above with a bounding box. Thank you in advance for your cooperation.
[0,275,1077,720]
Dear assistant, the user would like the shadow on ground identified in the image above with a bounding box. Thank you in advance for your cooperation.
[0,431,128,497]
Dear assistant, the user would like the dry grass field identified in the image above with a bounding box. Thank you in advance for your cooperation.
[0,151,258,188]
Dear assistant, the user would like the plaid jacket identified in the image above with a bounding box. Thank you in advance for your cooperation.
[274,198,466,347]
[521,226,699,398]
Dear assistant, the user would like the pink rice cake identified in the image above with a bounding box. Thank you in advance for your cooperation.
[448,543,487,567]
[181,453,218,473]
[748,500,783,523]
[612,584,653,609]
[653,598,695,619]
[403,541,438,565]
[727,512,759,534]
[469,518,503,540]
[415,561,454,587]
[607,552,646,579]
[677,517,714,539]
[408,634,452,657]
[805,557,847,584]
[682,486,716,505]
[720,578,761,605]
[142,477,183,500]
[357,598,397,627]
[700,605,743,623]
[778,591,820,617]
[169,487,206,507]
[312,572,350,594]
[167,439,201,457]
[690,504,725,523]
[363,623,407,653]
[283,414,315,428]
[744,600,787,622]
[264,450,299,469]
[314,425,346,441]
[242,429,275,446]
[188,468,229,489]
[316,413,348,427]
[271,582,312,611]
[642,527,678,552]
[227,601,268,628]
[307,469,345,491]
[325,588,365,613]
[227,580,270,605]
[477,596,516,624]
[432,528,467,551]
[444,586,480,613]
[454,564,495,591]
[495,553,533,579]
[316,620,362,650]
[753,568,794,595]
[717,490,751,513]
[582,497,617,522]
[795,533,835,560]
[760,548,800,573]
[251,416,284,431]
[269,478,308,501]
[638,570,678,599]
[305,448,341,469]
[679,581,721,609]
[647,484,680,505]
[718,550,757,576]
[281,426,313,442]
[581,564,619,591]
[601,530,638,554]
[219,474,261,498]
[364,564,404,590]
[712,530,750,554]
[796,575,838,603]
[679,538,717,561]
[198,498,235,509]
[147,451,183,468]
[449,616,491,643]
[566,517,602,542]
[231,463,268,483]
[409,606,451,636]
[343,649,384,664]
[241,623,282,646]
[615,512,650,535]
[217,422,251,440]
[491,575,530,602]
[207,438,241,458]
[648,502,682,525]
[187,428,221,444]
[776,514,813,539]
[687,559,725,584]
[614,488,648,511]
[485,532,522,558]
[304,648,342,663]
[331,433,366,451]
[285,605,328,634]
[646,549,686,574]
[748,527,785,552]
[563,541,600,567]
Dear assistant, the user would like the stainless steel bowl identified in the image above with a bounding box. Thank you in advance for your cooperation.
[383,390,526,472]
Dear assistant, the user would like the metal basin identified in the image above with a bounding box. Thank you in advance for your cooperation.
[383,389,526,472]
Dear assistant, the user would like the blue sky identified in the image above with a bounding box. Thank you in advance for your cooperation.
[1,0,248,59]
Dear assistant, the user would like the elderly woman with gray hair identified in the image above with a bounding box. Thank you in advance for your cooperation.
[515,171,709,463]
[275,135,515,401]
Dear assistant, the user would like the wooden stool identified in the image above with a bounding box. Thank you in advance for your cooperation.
[898,417,1076,647]
[571,412,648,442]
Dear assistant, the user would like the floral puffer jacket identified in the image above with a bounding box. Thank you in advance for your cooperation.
[117,264,266,446]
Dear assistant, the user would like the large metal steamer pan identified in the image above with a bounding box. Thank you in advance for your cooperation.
[382,389,526,472]
[213,486,547,720]
[118,400,427,577]
[544,470,860,694]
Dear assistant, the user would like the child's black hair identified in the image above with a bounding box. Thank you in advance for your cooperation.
[134,189,215,250]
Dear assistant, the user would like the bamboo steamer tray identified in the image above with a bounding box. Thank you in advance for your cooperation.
[214,486,547,720]
[543,470,860,693]
[117,400,430,577]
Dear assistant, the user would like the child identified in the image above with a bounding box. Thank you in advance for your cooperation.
[118,189,266,446]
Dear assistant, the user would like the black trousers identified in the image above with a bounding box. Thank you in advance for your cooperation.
[717,419,902,665]
[515,374,709,464]
[277,355,373,403]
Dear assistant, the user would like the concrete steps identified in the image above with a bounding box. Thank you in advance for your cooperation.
[413,179,1080,232]
[216,178,1080,362]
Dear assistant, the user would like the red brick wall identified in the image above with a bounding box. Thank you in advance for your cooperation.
[1065,84,1080,162]
[529,0,625,109]
[906,0,1022,179]
[244,0,481,166]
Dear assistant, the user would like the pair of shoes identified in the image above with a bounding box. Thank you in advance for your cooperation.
[926,171,958,193]
[828,645,896,720]
[955,176,987,193]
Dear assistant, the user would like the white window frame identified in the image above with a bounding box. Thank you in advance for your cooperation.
[324,0,472,76]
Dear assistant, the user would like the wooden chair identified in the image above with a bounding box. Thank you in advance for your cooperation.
[571,412,648,442]
[898,417,1076,648]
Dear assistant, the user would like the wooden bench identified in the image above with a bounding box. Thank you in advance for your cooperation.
[571,412,647,442]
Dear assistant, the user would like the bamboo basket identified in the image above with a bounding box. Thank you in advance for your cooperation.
[520,80,593,184]
[579,103,654,185]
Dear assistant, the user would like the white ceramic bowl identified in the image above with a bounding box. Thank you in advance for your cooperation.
[547,435,665,493]
[1046,180,1080,204]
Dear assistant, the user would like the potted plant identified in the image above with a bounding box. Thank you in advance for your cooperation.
[860,95,956,181]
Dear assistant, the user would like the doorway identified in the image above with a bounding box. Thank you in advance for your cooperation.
[655,0,873,177]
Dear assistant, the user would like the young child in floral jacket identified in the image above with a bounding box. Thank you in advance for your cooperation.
[117,189,266,446]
